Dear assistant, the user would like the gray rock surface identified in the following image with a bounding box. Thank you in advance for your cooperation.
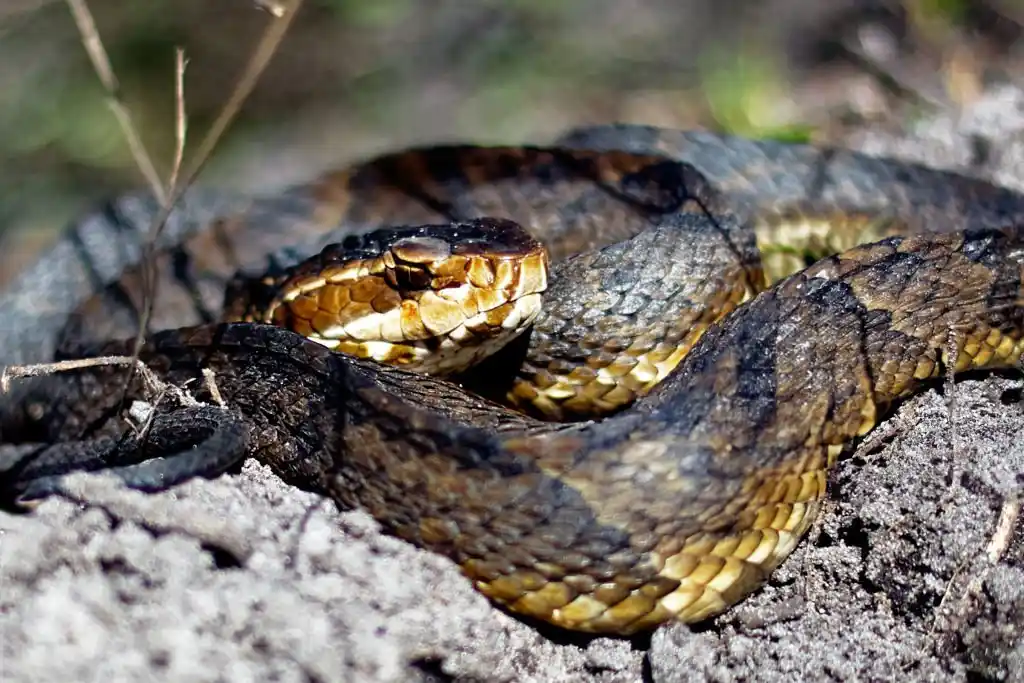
[3,88,1024,682]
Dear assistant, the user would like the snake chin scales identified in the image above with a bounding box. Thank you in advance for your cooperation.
[1,127,1024,636]
[314,289,544,374]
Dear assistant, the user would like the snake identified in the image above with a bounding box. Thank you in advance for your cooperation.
[1,124,1023,636]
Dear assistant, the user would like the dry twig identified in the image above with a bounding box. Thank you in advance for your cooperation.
[918,494,1021,666]
[175,0,304,194]
[64,0,168,205]
[1,354,198,408]
[127,0,305,376]
[254,1,287,18]
[169,47,188,194]
[60,0,305,400]
[201,368,225,407]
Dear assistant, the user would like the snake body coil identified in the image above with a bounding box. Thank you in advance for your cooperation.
[1,126,1023,635]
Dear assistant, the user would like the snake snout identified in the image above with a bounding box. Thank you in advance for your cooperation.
[241,217,550,375]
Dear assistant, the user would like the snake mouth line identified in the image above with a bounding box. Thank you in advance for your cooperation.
[231,217,550,375]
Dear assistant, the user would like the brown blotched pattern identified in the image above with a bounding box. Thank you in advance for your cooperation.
[2,129,1024,638]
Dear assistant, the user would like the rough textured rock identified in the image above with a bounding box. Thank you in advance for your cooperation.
[3,88,1024,682]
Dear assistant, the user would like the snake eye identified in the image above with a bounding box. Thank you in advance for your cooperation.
[387,263,432,290]
[385,237,451,291]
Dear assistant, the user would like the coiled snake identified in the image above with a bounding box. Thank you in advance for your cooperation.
[1,125,1023,635]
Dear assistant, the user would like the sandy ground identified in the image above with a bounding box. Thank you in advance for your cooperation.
[3,89,1024,683]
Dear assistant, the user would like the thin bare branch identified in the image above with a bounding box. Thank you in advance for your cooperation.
[129,0,305,365]
[985,495,1020,564]
[62,0,304,408]
[1,355,201,412]
[177,0,305,194]
[108,102,168,205]
[919,493,1021,663]
[64,0,116,91]
[169,47,188,193]
[254,0,286,17]
[2,355,135,388]
[2,356,148,395]
[64,0,168,206]
[201,368,225,407]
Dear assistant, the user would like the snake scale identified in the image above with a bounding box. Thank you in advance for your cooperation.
[1,124,1023,635]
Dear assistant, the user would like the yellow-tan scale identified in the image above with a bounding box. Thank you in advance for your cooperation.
[247,234,549,376]
[503,206,910,422]
[460,235,1024,634]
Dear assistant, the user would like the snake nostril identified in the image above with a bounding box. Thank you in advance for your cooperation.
[26,401,46,422]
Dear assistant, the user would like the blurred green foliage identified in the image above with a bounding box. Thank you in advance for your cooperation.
[0,0,1004,277]
[699,49,813,143]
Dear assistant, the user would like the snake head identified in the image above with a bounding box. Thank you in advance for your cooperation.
[227,217,549,375]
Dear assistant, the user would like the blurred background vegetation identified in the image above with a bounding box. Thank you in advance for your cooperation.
[2,0,1024,283]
